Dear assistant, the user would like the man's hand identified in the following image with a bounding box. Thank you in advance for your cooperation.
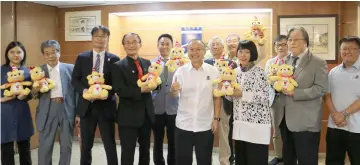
[32,84,42,94]
[75,116,80,127]
[332,111,347,127]
[0,95,16,103]
[282,88,294,96]
[211,120,219,134]
[141,86,152,93]
[170,77,181,96]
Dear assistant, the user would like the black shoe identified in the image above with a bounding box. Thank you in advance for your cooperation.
[229,155,235,164]
[268,157,283,165]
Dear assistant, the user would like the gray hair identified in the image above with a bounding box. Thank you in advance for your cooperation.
[226,34,240,42]
[208,36,224,48]
[40,40,61,54]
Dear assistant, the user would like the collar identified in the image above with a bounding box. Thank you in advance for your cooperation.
[186,62,205,71]
[93,49,105,57]
[290,48,308,61]
[159,55,169,61]
[47,62,60,72]
[126,55,140,63]
[342,56,360,70]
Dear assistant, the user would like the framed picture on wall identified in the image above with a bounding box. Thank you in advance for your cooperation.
[65,10,101,41]
[277,14,338,63]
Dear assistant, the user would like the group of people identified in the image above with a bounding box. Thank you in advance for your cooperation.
[1,24,359,165]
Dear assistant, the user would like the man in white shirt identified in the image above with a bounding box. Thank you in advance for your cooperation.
[170,39,221,165]
[32,40,78,165]
[324,36,360,165]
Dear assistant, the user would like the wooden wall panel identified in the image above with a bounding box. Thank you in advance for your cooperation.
[57,1,358,153]
[1,2,15,63]
[15,1,58,149]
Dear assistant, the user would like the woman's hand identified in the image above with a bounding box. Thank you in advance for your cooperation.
[0,95,16,103]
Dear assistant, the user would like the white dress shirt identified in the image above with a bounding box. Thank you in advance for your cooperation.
[173,62,220,132]
[289,48,308,68]
[93,50,105,73]
[47,63,63,98]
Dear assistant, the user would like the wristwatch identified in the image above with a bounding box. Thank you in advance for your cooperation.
[343,110,350,118]
[214,117,221,121]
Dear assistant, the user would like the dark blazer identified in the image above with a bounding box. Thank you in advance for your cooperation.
[112,56,155,128]
[71,50,120,119]
[1,65,34,143]
[204,58,238,115]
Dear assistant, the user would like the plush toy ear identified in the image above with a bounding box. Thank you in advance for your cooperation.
[86,75,91,80]
[7,72,12,76]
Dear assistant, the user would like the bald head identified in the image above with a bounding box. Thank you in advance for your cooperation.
[187,39,206,63]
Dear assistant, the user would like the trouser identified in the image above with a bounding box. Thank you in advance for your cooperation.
[1,139,31,165]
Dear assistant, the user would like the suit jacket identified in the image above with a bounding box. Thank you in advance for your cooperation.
[35,63,78,132]
[71,51,120,119]
[272,50,328,132]
[112,56,155,128]
[204,58,238,115]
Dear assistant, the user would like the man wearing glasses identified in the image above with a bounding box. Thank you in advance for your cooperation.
[273,27,328,165]
[72,25,120,165]
[324,36,360,165]
[265,35,288,165]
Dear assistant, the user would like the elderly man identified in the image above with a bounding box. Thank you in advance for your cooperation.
[265,35,288,165]
[272,27,328,165]
[324,36,360,165]
[171,39,221,165]
[225,34,241,65]
[32,40,78,165]
[204,36,236,165]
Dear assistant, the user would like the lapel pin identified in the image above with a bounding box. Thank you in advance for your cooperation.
[206,76,210,80]
[355,75,359,79]
[108,58,110,61]
[132,70,135,73]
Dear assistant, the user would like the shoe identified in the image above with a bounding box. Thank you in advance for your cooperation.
[268,157,284,165]
[229,155,235,164]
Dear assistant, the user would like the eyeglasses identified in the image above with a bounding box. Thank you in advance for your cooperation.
[340,47,358,52]
[288,38,304,43]
[44,52,58,57]
[93,35,108,39]
[275,43,287,48]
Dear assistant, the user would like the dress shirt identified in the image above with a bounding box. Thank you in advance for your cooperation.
[93,49,105,73]
[47,63,63,98]
[173,62,220,132]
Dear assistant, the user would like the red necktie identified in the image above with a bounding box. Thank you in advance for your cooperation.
[134,60,143,79]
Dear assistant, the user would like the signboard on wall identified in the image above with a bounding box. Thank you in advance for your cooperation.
[181,27,203,53]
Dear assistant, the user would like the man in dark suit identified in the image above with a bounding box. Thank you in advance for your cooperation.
[111,33,155,165]
[71,25,120,165]
[204,36,237,165]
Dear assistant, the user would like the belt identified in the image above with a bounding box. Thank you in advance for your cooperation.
[50,97,64,103]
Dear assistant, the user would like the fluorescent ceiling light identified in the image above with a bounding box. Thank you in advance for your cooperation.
[113,9,272,16]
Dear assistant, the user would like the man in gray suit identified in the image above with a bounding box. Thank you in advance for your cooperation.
[272,27,328,165]
[32,40,77,165]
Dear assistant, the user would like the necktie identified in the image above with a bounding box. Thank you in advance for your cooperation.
[292,56,299,71]
[95,54,100,72]
[134,60,143,79]
[162,59,169,86]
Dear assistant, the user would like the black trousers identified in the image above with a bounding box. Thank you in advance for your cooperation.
[1,139,31,165]
[228,113,235,162]
[119,113,152,165]
[280,118,320,165]
[326,127,360,165]
[80,106,118,165]
[175,127,214,165]
[235,140,268,165]
[152,113,176,165]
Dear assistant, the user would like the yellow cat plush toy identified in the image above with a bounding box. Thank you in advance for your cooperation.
[1,65,32,97]
[165,41,190,72]
[212,63,241,97]
[29,66,55,93]
[83,68,112,100]
[270,64,298,92]
[137,58,163,89]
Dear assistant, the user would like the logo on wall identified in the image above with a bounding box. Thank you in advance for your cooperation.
[181,27,203,53]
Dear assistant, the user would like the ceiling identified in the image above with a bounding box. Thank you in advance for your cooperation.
[32,0,202,8]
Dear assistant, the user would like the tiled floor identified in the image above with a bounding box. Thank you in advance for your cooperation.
[9,141,349,165]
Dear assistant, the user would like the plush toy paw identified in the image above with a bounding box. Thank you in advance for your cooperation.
[4,90,12,97]
[22,88,31,95]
